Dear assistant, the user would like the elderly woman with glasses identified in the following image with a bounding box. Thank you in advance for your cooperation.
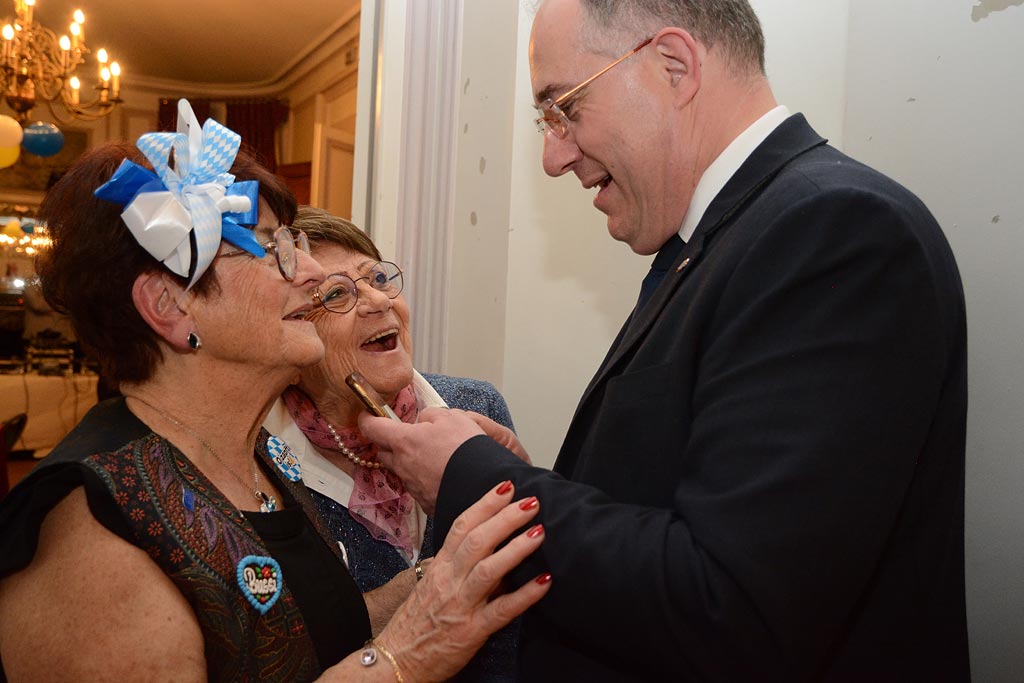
[0,102,550,683]
[262,206,521,682]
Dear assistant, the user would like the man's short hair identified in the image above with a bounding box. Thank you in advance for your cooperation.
[579,0,765,76]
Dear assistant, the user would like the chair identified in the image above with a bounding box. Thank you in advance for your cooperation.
[1,412,28,498]
[3,412,27,452]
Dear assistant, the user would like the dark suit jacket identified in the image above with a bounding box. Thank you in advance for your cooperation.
[434,115,969,681]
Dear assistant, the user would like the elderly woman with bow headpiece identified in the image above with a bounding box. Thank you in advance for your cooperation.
[0,101,550,682]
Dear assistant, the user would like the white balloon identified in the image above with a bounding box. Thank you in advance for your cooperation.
[0,115,23,148]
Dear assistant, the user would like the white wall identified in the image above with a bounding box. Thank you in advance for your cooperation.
[501,0,851,465]
[843,2,1024,679]
[501,3,648,462]
[444,0,520,386]
[362,1,519,383]
[749,0,849,148]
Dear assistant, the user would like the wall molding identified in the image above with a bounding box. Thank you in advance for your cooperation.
[397,0,463,373]
[365,0,463,373]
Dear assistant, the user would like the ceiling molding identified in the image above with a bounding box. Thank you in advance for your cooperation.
[125,7,361,100]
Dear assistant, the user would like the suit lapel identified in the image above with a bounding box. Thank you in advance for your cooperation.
[556,115,827,473]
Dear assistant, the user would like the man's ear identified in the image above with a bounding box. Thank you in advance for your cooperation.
[132,271,194,351]
[651,28,703,107]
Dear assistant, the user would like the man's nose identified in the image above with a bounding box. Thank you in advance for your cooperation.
[542,129,583,177]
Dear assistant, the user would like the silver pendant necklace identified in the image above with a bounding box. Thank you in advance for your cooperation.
[131,397,278,512]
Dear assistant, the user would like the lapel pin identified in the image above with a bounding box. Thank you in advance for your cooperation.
[267,435,302,482]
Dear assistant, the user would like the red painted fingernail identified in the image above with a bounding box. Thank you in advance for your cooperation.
[495,480,513,496]
[519,496,539,511]
[535,572,553,585]
[527,523,544,538]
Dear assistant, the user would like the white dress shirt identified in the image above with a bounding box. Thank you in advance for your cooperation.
[678,105,791,242]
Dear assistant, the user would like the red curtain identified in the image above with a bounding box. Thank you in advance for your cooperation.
[157,98,212,131]
[226,99,289,172]
[153,98,288,172]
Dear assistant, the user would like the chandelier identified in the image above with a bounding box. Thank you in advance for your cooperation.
[0,0,122,124]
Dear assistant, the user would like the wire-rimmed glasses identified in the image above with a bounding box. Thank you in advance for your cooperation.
[313,261,404,314]
[534,37,653,139]
[218,226,311,281]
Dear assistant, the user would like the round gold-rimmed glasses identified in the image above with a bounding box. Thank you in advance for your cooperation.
[313,261,404,314]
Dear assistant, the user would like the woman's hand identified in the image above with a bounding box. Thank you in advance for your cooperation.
[372,481,551,682]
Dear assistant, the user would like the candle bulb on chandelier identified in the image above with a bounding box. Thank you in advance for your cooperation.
[97,66,109,102]
[96,48,108,89]
[2,24,13,62]
[110,61,120,99]
[59,35,70,69]
[100,66,110,102]
[24,0,34,26]
[69,75,80,105]
[73,9,84,44]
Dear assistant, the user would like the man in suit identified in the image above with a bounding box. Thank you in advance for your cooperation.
[360,0,970,679]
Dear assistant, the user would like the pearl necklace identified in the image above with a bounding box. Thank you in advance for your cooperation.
[132,397,278,512]
[326,421,383,470]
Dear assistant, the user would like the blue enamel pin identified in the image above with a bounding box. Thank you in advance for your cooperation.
[267,435,302,482]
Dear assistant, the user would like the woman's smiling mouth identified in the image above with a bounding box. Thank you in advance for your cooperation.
[361,328,399,352]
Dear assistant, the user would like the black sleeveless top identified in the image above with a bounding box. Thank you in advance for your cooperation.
[244,505,367,668]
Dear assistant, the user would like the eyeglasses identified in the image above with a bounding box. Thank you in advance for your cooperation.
[313,261,404,314]
[218,226,311,281]
[534,37,653,139]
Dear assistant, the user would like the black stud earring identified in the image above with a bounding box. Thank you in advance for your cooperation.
[187,332,202,351]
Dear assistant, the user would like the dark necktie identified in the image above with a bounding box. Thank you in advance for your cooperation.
[636,234,685,313]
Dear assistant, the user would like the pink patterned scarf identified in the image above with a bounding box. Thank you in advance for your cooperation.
[281,384,420,557]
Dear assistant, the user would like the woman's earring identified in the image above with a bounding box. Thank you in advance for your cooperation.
[187,332,202,351]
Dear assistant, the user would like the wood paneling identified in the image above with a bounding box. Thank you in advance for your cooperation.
[278,161,312,205]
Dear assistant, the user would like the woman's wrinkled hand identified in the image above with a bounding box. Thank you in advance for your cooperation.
[374,481,551,682]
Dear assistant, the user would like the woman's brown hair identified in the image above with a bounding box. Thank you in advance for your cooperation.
[289,206,382,261]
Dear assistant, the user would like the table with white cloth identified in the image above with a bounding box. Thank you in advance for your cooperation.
[0,372,98,458]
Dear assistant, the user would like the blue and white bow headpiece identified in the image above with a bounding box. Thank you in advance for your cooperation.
[94,99,263,289]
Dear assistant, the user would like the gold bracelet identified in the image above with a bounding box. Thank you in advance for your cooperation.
[414,559,425,582]
[360,639,404,682]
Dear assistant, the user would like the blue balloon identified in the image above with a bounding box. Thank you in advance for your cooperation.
[21,122,64,157]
